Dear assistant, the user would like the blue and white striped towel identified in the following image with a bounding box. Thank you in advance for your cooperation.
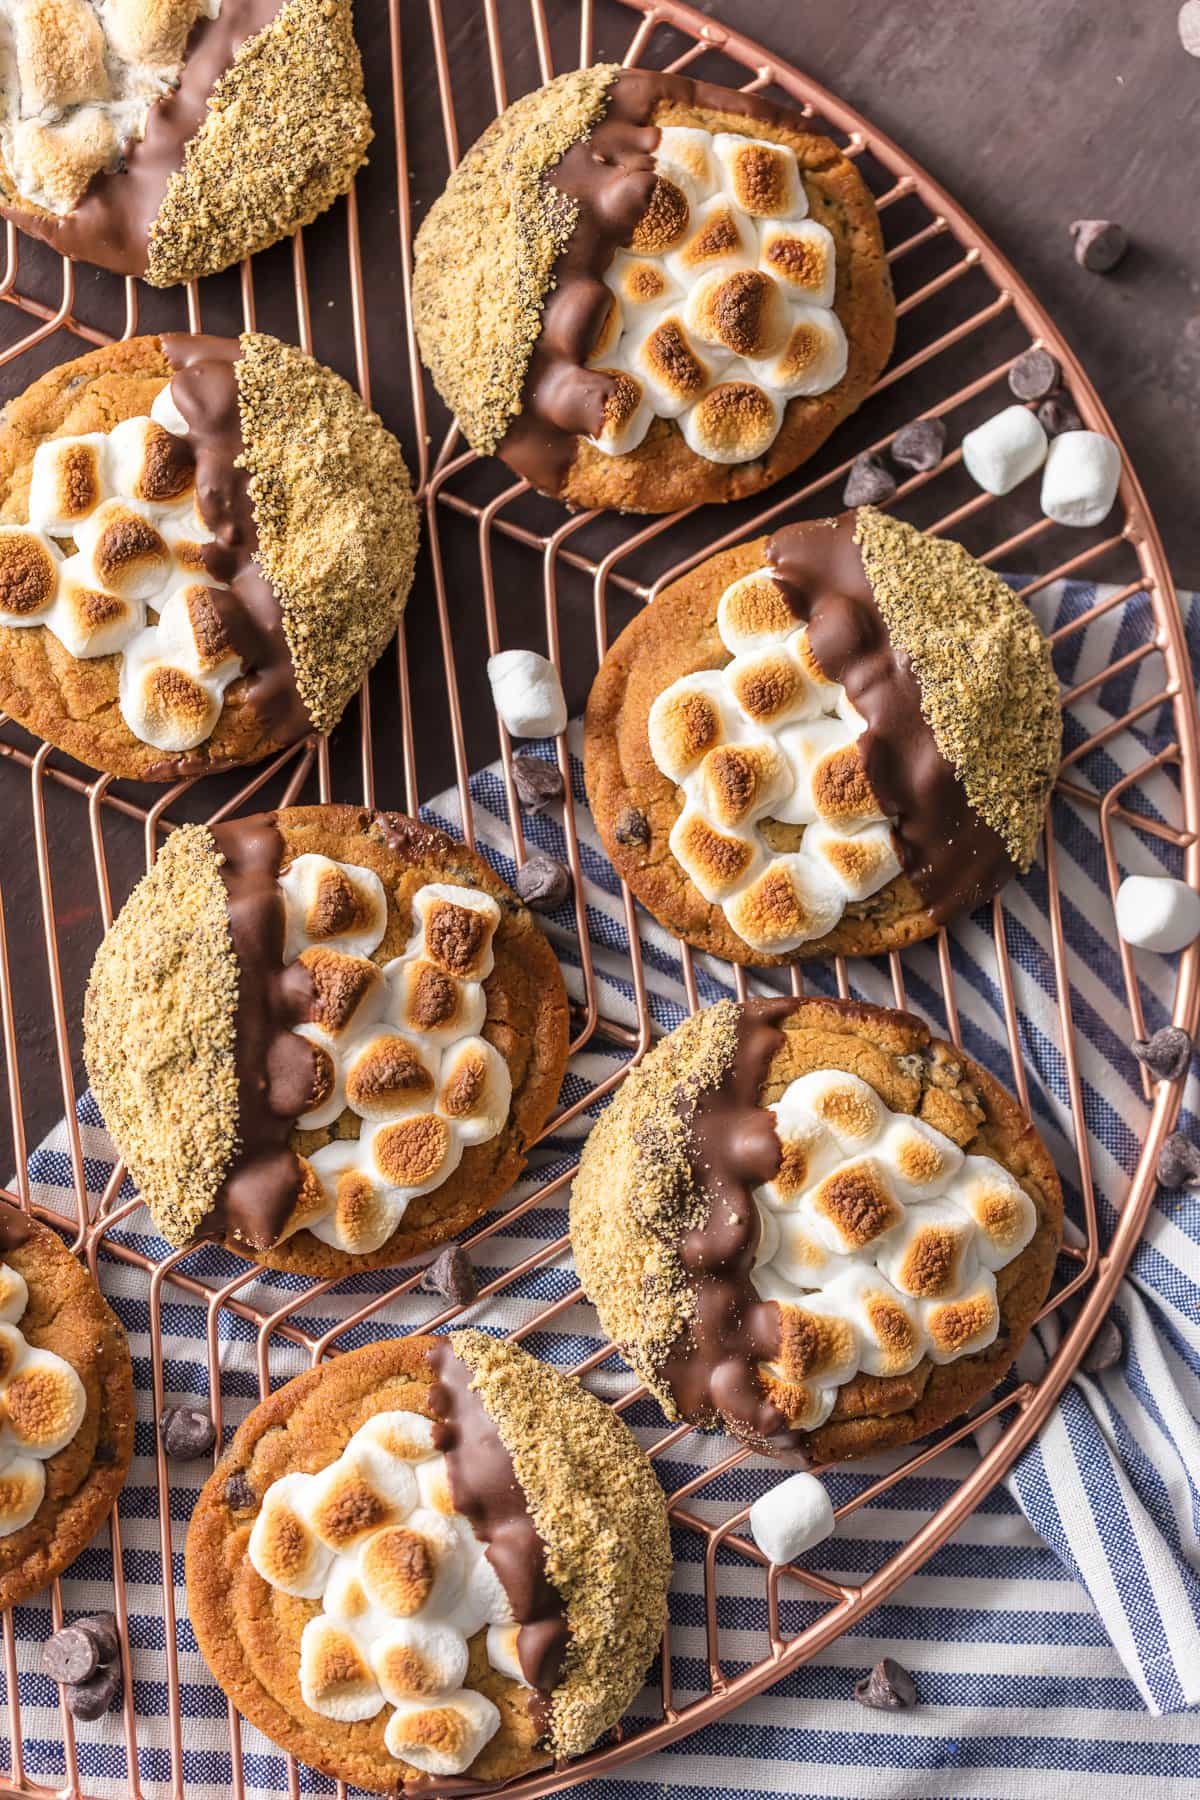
[11,572,1200,1797]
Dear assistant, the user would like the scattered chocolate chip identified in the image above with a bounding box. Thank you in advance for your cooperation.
[890,417,945,473]
[41,1627,99,1686]
[614,805,651,848]
[224,1469,257,1514]
[73,1614,120,1665]
[515,853,571,912]
[159,1405,216,1461]
[1036,392,1083,438]
[1156,1131,1200,1189]
[1070,219,1128,273]
[1008,347,1061,402]
[854,1656,918,1711]
[65,1664,121,1721]
[511,755,564,814]
[1132,1026,1193,1082]
[1083,1314,1124,1374]
[1179,0,1200,55]
[419,1243,479,1304]
[843,451,897,506]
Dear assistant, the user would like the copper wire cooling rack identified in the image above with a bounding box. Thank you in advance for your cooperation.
[0,0,1197,1794]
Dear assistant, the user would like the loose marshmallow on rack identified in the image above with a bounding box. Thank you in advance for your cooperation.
[250,1408,527,1774]
[749,1471,834,1565]
[486,650,568,739]
[0,1260,87,1537]
[1039,429,1121,527]
[961,404,1048,496]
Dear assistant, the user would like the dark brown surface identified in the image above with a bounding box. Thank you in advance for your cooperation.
[1,0,1197,1162]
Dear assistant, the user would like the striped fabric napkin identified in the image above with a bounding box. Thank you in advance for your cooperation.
[12,573,1200,1798]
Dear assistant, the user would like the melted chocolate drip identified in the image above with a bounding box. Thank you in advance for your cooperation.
[0,1200,32,1252]
[149,333,310,776]
[427,1338,568,1727]
[205,814,318,1249]
[3,0,286,277]
[500,69,812,497]
[659,998,803,1456]
[765,513,1016,920]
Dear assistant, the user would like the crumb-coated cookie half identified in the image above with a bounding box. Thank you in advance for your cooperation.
[585,507,1062,962]
[0,1201,134,1608]
[571,997,1062,1461]
[0,0,371,285]
[413,64,894,513]
[187,1329,672,1791]
[84,806,570,1275]
[0,332,417,781]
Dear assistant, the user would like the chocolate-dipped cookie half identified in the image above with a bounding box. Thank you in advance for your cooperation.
[585,508,1062,962]
[571,997,1062,1461]
[187,1330,672,1790]
[0,0,371,285]
[0,333,417,780]
[0,1201,134,1607]
[83,806,569,1274]
[412,65,894,513]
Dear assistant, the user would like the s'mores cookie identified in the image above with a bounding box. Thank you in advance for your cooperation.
[413,65,894,513]
[0,0,371,284]
[84,806,570,1275]
[0,333,417,780]
[0,1203,134,1608]
[571,997,1062,1460]
[585,508,1062,962]
[187,1330,672,1790]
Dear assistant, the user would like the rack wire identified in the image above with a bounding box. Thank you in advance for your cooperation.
[0,0,1197,1794]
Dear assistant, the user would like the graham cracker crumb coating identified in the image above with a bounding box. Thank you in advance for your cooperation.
[449,1329,673,1759]
[146,0,373,288]
[83,823,238,1245]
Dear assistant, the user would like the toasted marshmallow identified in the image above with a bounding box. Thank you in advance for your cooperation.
[8,108,116,214]
[762,1099,841,1204]
[485,1621,526,1684]
[684,268,788,360]
[343,1031,438,1123]
[346,1409,437,1467]
[784,1070,886,1154]
[824,1264,925,1378]
[716,569,796,653]
[603,251,683,322]
[45,556,143,656]
[589,292,623,363]
[384,1689,502,1776]
[874,1198,979,1300]
[808,1157,903,1255]
[0,1348,86,1458]
[281,855,388,962]
[150,382,190,438]
[13,0,109,114]
[247,1471,334,1597]
[410,884,501,982]
[770,717,862,826]
[288,1028,345,1130]
[307,1142,409,1254]
[73,499,171,601]
[630,174,692,254]
[809,742,884,830]
[322,1559,373,1625]
[679,377,782,463]
[107,416,196,510]
[118,651,221,752]
[920,1268,1000,1364]
[955,1155,1038,1269]
[669,805,762,904]
[775,1292,861,1386]
[750,303,848,398]
[757,1211,857,1290]
[361,1508,466,1616]
[757,1364,836,1431]
[104,0,204,63]
[446,1546,512,1640]
[26,435,108,535]
[364,1112,464,1197]
[722,852,843,954]
[386,957,485,1048]
[0,527,60,623]
[152,575,238,685]
[299,1615,383,1722]
[438,1036,512,1145]
[0,1324,25,1387]
[876,1115,965,1202]
[655,126,720,205]
[759,220,836,306]
[0,1264,28,1326]
[305,1453,415,1555]
[647,670,737,781]
[416,1456,455,1517]
[628,315,715,418]
[666,195,757,283]
[713,132,806,220]
[373,1618,470,1702]
[725,644,823,728]
[587,369,654,457]
[300,946,386,1040]
[0,1453,45,1537]
[156,500,213,575]
[799,818,901,902]
[698,738,792,829]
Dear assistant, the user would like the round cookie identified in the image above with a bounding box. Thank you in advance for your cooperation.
[413,65,894,513]
[571,996,1062,1462]
[585,507,1062,963]
[84,806,570,1275]
[0,1203,134,1608]
[0,0,372,285]
[187,1329,672,1791]
[0,333,418,781]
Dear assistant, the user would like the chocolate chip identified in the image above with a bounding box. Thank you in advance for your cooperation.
[92,1439,116,1465]
[1156,1131,1200,1188]
[419,1244,478,1304]
[511,755,564,814]
[65,1664,121,1721]
[854,1657,918,1711]
[890,418,945,473]
[1179,0,1200,56]
[1008,348,1061,402]
[72,1614,120,1666]
[614,805,651,848]
[1070,219,1128,272]
[1131,1026,1193,1082]
[159,1405,216,1461]
[895,1053,927,1083]
[515,853,571,912]
[224,1469,257,1514]
[1036,392,1083,438]
[843,451,897,506]
[1083,1315,1123,1373]
[41,1627,99,1686]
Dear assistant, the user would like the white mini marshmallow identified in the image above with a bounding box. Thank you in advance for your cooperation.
[919,1267,1000,1364]
[0,1263,28,1325]
[748,1471,835,1564]
[647,668,744,781]
[1040,430,1121,528]
[347,1410,437,1466]
[961,404,1048,496]
[783,1070,885,1152]
[757,1212,858,1290]
[655,125,720,205]
[299,1615,383,1722]
[384,1688,501,1775]
[445,1544,513,1639]
[486,649,567,739]
[361,1114,465,1201]
[26,433,108,534]
[247,1472,334,1598]
[106,416,193,511]
[281,854,388,963]
[670,804,763,903]
[150,383,190,438]
[1115,875,1200,954]
[824,1264,926,1378]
